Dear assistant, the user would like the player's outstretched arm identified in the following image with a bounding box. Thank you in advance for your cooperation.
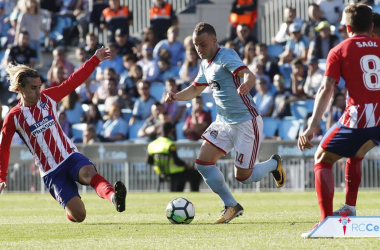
[44,47,111,103]
[165,84,206,103]
[236,68,255,95]
[298,76,335,151]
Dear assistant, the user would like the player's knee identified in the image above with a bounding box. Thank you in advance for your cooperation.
[67,211,86,223]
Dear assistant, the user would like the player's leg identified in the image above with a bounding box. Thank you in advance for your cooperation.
[334,140,376,216]
[233,117,285,187]
[65,196,86,222]
[78,164,127,212]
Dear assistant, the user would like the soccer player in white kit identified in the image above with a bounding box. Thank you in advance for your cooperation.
[165,22,286,223]
[0,47,127,222]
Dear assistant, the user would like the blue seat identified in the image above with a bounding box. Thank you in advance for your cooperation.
[267,44,284,58]
[175,121,186,140]
[372,4,380,14]
[262,117,279,138]
[128,120,145,140]
[278,64,293,89]
[150,82,165,101]
[121,109,133,123]
[71,123,87,139]
[278,116,301,140]
[290,101,308,120]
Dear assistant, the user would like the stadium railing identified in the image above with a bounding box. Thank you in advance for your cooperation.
[5,141,380,193]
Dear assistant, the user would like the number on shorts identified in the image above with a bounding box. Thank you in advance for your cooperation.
[235,151,244,165]
[360,55,380,90]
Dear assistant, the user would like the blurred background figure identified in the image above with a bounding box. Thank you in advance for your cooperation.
[228,0,257,40]
[149,0,178,42]
[183,96,211,141]
[82,124,101,145]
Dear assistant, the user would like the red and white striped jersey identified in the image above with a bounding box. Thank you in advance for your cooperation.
[325,35,380,128]
[0,56,100,182]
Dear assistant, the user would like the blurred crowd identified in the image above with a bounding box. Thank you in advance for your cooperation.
[0,0,378,145]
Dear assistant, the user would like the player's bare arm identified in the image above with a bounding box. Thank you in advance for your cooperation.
[236,68,255,95]
[165,84,207,103]
[298,76,335,151]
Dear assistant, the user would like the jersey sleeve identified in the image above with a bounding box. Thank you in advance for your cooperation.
[221,49,247,75]
[325,49,341,84]
[0,112,17,182]
[193,64,208,86]
[42,56,100,102]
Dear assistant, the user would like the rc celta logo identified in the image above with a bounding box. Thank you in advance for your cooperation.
[339,214,351,235]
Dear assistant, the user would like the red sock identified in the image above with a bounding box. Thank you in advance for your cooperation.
[345,157,363,206]
[314,162,334,222]
[90,174,114,203]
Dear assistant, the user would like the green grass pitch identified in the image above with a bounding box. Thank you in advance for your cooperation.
[1,191,380,249]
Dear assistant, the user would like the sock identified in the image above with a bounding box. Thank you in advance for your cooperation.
[90,174,114,203]
[314,162,334,222]
[195,159,237,207]
[236,158,277,184]
[345,157,363,207]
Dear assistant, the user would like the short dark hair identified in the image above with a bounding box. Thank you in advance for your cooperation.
[162,122,174,137]
[193,22,216,37]
[345,3,373,33]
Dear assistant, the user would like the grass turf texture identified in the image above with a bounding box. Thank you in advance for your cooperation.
[1,191,380,249]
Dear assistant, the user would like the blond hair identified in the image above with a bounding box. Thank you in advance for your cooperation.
[6,63,39,93]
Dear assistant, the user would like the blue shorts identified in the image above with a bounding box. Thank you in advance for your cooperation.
[42,152,94,208]
[320,122,380,158]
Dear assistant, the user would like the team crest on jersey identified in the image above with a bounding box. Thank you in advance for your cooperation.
[40,102,49,111]
[29,115,56,137]
[209,129,219,139]
[209,80,221,90]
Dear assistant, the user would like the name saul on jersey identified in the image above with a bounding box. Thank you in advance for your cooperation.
[356,41,378,47]
[29,115,56,137]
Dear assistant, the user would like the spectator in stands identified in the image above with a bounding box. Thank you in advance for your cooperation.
[302,3,327,40]
[272,73,297,119]
[183,35,194,49]
[75,46,96,80]
[228,0,257,40]
[60,91,84,125]
[75,0,92,45]
[326,92,345,129]
[316,0,344,26]
[224,40,239,54]
[179,46,199,86]
[149,0,178,41]
[279,22,310,65]
[47,47,75,82]
[96,42,124,80]
[3,30,37,68]
[372,12,380,38]
[85,32,103,57]
[114,28,135,56]
[58,109,71,137]
[250,63,271,91]
[137,101,164,142]
[100,0,133,41]
[147,122,202,192]
[233,23,257,59]
[338,24,349,40]
[15,0,48,64]
[242,41,255,66]
[129,80,156,126]
[308,21,340,60]
[143,26,159,48]
[273,6,303,44]
[49,65,66,88]
[119,64,141,105]
[303,57,324,99]
[252,43,280,81]
[253,77,274,117]
[137,42,160,82]
[157,58,179,82]
[183,96,212,141]
[161,78,186,124]
[290,58,307,98]
[153,25,185,67]
[100,104,128,142]
[82,124,100,145]
[103,77,126,120]
[81,103,104,135]
[2,11,18,49]
[119,54,137,87]
[93,67,118,104]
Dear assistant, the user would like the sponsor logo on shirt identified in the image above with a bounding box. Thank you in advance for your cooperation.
[29,115,56,137]
[209,80,221,90]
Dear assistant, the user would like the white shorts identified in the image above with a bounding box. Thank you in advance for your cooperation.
[201,116,264,169]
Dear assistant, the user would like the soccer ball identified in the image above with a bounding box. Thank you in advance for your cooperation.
[166,197,195,224]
